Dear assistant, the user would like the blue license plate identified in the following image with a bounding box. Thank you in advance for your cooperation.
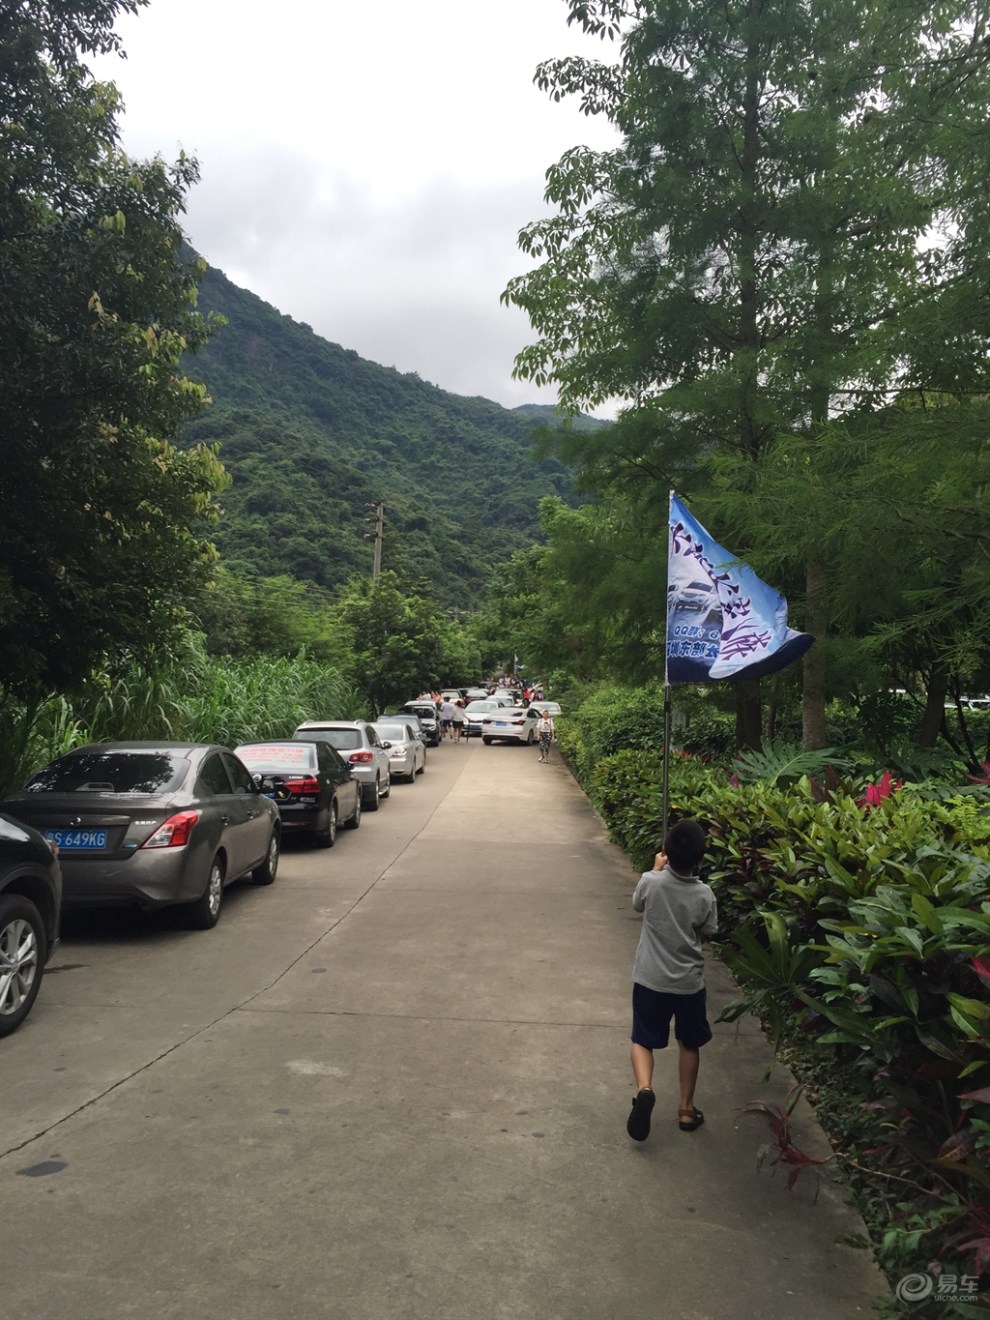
[46,828,108,850]
[494,721,507,728]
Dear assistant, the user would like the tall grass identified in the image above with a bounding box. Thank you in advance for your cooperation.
[1,635,363,794]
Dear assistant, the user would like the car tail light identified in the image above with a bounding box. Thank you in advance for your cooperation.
[283,776,321,795]
[349,751,374,764]
[140,810,200,849]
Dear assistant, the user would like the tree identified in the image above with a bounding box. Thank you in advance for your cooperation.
[332,572,449,717]
[0,0,227,699]
[504,0,990,747]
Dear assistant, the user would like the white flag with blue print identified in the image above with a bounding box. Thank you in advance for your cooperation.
[666,494,814,683]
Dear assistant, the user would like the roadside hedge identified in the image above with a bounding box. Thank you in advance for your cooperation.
[561,719,990,1314]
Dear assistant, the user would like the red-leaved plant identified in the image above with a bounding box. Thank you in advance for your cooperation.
[857,770,903,810]
[737,1085,832,1193]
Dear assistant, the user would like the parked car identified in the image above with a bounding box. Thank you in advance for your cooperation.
[371,720,426,780]
[234,740,361,847]
[1,743,281,930]
[0,811,62,1037]
[293,721,391,811]
[530,701,563,717]
[385,709,429,748]
[480,706,541,745]
[463,697,516,738]
[391,702,441,746]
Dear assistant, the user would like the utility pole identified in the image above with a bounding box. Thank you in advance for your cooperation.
[364,500,385,579]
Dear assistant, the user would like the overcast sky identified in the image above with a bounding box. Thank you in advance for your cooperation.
[90,0,622,415]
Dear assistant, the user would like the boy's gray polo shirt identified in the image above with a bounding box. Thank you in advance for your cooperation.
[631,865,718,995]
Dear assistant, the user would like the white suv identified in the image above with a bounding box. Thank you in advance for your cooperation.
[293,721,391,810]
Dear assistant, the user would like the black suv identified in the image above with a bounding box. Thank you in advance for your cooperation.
[0,811,62,1036]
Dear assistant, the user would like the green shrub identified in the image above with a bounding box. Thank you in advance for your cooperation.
[555,683,667,781]
[559,698,990,1293]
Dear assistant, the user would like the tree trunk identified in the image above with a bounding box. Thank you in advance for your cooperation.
[802,554,829,748]
[734,678,763,750]
[918,666,949,748]
[764,676,779,740]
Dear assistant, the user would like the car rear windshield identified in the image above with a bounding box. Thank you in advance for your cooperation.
[25,751,188,795]
[374,724,407,741]
[237,743,317,770]
[300,729,361,751]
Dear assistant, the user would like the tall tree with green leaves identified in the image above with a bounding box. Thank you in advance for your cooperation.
[331,572,451,717]
[504,0,990,747]
[0,0,226,701]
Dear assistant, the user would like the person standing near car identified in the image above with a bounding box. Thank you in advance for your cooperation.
[451,699,466,743]
[440,697,455,739]
[536,709,555,762]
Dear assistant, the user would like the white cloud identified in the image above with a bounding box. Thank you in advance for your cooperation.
[92,0,622,415]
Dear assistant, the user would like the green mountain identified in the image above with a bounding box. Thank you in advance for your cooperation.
[182,264,583,606]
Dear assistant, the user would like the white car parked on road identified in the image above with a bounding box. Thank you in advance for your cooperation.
[480,706,541,746]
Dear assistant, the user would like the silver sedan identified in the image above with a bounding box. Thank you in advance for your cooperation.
[371,721,426,781]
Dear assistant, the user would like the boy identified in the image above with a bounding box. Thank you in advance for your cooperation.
[626,818,717,1142]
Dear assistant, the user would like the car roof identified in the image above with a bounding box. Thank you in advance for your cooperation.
[295,720,370,730]
[61,741,222,755]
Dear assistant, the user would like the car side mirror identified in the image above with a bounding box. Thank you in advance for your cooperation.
[381,741,392,750]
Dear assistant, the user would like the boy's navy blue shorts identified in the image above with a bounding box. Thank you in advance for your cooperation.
[631,983,712,1050]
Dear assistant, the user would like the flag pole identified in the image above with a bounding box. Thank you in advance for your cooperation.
[661,489,674,844]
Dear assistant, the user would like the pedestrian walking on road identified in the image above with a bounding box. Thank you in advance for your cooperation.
[451,700,466,742]
[626,819,717,1143]
[439,698,454,739]
[536,710,555,761]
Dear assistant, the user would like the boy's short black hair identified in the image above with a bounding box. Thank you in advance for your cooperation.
[662,818,706,874]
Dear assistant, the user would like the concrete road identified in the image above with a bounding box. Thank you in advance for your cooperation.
[0,738,888,1319]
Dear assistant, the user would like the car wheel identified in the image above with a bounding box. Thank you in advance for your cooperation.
[252,828,280,885]
[482,736,493,745]
[0,894,47,1037]
[526,729,535,745]
[317,800,338,848]
[364,776,381,812]
[187,855,225,930]
[345,791,362,829]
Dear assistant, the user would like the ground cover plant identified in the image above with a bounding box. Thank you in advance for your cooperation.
[558,696,990,1315]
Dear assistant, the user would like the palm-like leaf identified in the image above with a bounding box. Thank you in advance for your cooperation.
[733,739,847,787]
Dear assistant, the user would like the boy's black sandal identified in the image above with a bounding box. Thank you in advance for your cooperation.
[627,1088,655,1141]
[678,1106,704,1132]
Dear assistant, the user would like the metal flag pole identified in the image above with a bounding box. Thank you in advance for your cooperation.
[660,489,674,843]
